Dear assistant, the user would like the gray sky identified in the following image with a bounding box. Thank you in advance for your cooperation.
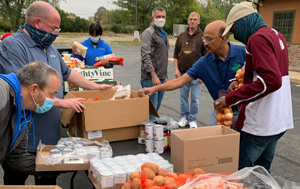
[59,0,118,19]
[59,0,206,19]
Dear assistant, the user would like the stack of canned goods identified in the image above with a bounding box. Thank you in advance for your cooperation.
[46,138,113,165]
[145,123,165,154]
[89,153,173,188]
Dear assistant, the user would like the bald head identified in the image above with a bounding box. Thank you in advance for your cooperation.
[204,20,227,37]
[26,1,60,24]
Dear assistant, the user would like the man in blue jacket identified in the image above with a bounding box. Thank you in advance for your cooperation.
[72,23,113,68]
[0,61,61,176]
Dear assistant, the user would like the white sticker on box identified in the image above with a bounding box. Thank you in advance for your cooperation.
[64,155,84,164]
[88,130,103,139]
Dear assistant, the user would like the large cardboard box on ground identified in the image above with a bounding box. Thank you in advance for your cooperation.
[171,126,240,174]
[0,186,61,189]
[36,145,89,172]
[60,89,158,142]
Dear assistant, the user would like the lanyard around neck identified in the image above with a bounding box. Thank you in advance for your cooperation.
[216,61,230,90]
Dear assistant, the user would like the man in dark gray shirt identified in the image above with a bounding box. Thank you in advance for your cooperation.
[140,7,169,120]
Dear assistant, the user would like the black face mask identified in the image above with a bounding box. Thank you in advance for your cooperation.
[24,23,58,49]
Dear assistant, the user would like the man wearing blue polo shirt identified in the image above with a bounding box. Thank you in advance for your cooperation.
[138,20,245,127]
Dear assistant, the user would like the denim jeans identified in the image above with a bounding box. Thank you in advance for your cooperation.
[141,79,165,120]
[180,79,201,122]
[210,107,239,130]
[239,130,285,172]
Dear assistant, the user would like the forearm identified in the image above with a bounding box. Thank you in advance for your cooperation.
[154,74,191,92]
[66,70,98,90]
[174,58,179,71]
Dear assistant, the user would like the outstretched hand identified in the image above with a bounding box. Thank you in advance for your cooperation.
[138,87,154,97]
[59,98,86,113]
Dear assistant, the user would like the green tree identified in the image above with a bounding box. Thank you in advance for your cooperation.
[206,0,244,18]
[200,7,224,29]
[57,7,90,33]
[94,6,108,24]
[100,10,110,25]
[113,0,203,33]
[109,9,134,33]
[0,0,63,32]
[161,0,203,33]
[114,0,158,32]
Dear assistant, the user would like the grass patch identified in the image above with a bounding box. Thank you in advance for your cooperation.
[228,35,239,42]
[111,41,140,46]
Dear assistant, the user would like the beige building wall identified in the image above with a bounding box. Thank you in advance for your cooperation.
[259,0,300,44]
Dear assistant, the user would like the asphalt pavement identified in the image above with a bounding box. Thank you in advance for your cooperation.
[1,45,300,188]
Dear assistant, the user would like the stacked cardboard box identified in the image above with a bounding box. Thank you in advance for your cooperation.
[60,89,158,142]
[171,126,240,174]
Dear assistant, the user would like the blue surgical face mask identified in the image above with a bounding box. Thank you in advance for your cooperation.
[24,23,58,49]
[90,36,100,43]
[32,88,55,114]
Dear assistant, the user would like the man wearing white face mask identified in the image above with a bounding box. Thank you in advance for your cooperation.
[0,61,63,180]
[141,7,169,120]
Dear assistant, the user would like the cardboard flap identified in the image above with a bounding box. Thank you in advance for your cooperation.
[149,98,159,117]
[0,186,62,189]
[131,90,159,117]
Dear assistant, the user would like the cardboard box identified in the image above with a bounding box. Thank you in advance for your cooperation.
[0,186,61,189]
[61,89,158,142]
[36,145,89,172]
[88,172,121,189]
[171,126,240,173]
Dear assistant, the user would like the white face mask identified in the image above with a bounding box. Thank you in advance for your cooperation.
[154,18,166,28]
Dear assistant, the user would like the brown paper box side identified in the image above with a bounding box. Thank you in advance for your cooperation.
[171,126,240,174]
[0,187,61,189]
[36,145,89,172]
[60,89,158,128]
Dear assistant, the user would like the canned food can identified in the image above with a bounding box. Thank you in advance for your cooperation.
[100,171,114,188]
[154,118,168,126]
[140,122,147,138]
[145,123,154,139]
[56,144,66,151]
[154,140,164,154]
[99,147,112,159]
[163,127,169,151]
[145,139,154,153]
[154,124,164,141]
[113,170,127,186]
[50,149,62,164]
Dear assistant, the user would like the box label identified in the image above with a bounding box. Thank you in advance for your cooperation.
[64,155,84,164]
[74,67,113,80]
[88,130,103,139]
[218,157,233,164]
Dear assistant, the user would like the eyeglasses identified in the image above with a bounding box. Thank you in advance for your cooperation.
[40,18,61,34]
[202,36,222,42]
